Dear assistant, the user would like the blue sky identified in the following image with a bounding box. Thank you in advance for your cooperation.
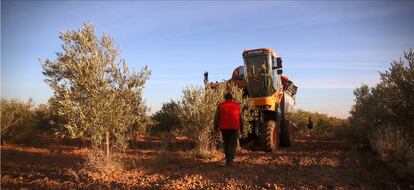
[2,1,413,118]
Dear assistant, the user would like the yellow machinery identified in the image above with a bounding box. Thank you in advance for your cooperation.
[205,48,297,151]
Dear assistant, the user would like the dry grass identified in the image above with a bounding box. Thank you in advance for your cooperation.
[193,131,219,159]
[337,124,414,182]
[85,148,124,175]
[155,133,174,165]
[371,126,412,158]
[370,126,414,171]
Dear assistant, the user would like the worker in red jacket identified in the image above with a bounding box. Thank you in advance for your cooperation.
[214,92,244,166]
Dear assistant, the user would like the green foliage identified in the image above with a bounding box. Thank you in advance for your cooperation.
[41,23,150,152]
[152,83,255,156]
[1,98,65,144]
[178,83,255,157]
[349,50,414,175]
[33,103,62,132]
[371,125,414,162]
[179,83,255,139]
[350,50,414,132]
[151,100,182,134]
[287,109,346,134]
[1,98,35,142]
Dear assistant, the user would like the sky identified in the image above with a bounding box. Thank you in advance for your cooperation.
[2,1,414,119]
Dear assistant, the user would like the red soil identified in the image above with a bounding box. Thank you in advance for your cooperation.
[1,134,409,189]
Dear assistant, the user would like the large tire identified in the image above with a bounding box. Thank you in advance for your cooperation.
[260,120,279,152]
[280,120,294,147]
[279,94,294,147]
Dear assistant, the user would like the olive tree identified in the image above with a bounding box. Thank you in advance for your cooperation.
[179,83,255,156]
[1,98,35,143]
[350,49,414,132]
[151,100,183,134]
[41,23,150,158]
[349,50,414,168]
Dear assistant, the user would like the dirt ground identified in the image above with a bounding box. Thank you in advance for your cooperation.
[1,134,411,189]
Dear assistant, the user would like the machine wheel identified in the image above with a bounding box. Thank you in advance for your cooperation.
[279,94,294,147]
[260,120,279,152]
[280,120,294,147]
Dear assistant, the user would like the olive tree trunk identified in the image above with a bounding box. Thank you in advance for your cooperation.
[105,131,110,159]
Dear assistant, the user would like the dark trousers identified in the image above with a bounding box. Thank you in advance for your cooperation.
[221,129,239,163]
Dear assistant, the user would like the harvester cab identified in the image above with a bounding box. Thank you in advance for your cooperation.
[243,48,281,98]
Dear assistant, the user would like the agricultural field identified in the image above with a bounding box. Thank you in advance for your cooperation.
[2,2,414,189]
[1,133,409,189]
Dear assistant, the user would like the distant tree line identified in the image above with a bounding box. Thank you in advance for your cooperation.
[286,109,347,134]
[0,98,58,144]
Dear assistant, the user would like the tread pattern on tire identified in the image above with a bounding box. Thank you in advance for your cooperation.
[261,120,279,152]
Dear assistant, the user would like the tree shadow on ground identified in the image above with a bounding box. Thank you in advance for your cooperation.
[130,135,401,189]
